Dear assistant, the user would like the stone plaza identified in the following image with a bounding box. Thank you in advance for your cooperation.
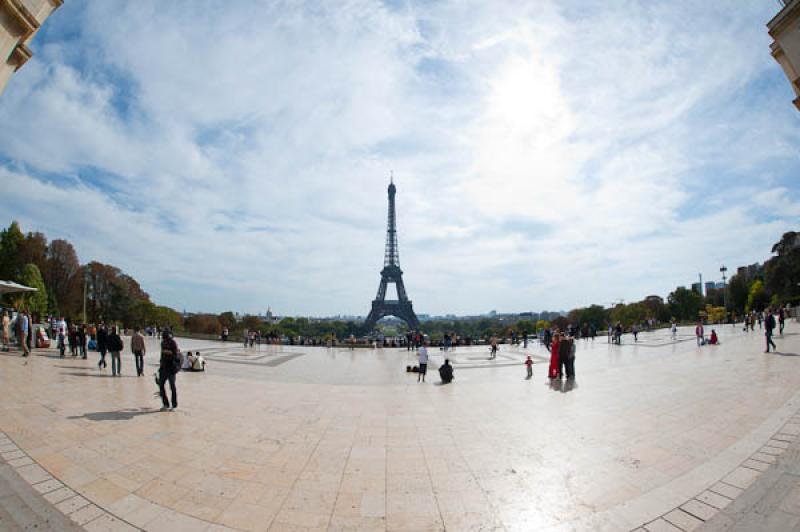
[0,323,799,531]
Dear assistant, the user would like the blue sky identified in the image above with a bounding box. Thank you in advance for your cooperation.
[0,1,798,316]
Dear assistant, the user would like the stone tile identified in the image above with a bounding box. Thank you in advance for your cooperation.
[751,452,778,464]
[645,518,683,532]
[696,490,732,510]
[663,508,703,531]
[743,459,771,472]
[68,503,105,525]
[54,494,91,514]
[145,509,213,532]
[14,463,51,484]
[32,477,64,494]
[107,493,169,528]
[768,439,791,449]
[79,476,132,507]
[760,445,786,457]
[722,467,761,490]
[217,499,279,531]
[1,450,26,460]
[43,486,76,504]
[680,499,718,521]
[710,482,744,500]
[83,513,140,532]
[7,456,34,468]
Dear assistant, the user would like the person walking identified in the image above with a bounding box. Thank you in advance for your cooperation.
[765,310,778,353]
[68,325,77,356]
[525,354,533,379]
[558,333,572,379]
[131,327,146,377]
[695,321,704,346]
[563,335,576,379]
[417,342,428,382]
[671,321,678,341]
[79,324,88,359]
[1,310,9,352]
[158,329,180,411]
[108,326,124,376]
[779,308,786,336]
[548,333,561,380]
[632,324,639,342]
[16,310,29,357]
[57,327,66,357]
[489,336,498,359]
[96,323,108,368]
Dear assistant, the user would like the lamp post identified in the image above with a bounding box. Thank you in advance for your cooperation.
[82,266,89,324]
[720,265,728,320]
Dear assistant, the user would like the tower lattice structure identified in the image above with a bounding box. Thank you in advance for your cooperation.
[364,179,420,330]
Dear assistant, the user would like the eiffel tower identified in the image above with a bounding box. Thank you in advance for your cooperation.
[364,178,420,330]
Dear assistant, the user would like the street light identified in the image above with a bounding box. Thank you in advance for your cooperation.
[82,266,89,324]
[720,265,728,319]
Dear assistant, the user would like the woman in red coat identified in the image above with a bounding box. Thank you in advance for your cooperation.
[548,332,561,379]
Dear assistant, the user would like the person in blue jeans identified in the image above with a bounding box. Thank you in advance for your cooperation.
[107,326,124,376]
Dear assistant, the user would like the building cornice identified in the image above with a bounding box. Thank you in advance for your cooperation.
[768,0,800,37]
[0,0,40,41]
[10,43,32,71]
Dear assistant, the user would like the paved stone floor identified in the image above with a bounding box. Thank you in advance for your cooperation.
[0,323,798,531]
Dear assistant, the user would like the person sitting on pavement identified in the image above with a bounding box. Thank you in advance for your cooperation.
[189,351,206,372]
[439,359,453,384]
[709,329,719,345]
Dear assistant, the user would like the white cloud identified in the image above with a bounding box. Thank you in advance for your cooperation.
[0,0,797,316]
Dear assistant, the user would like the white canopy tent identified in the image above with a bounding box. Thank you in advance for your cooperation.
[0,280,37,295]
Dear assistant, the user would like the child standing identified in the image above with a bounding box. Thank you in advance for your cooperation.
[525,355,533,379]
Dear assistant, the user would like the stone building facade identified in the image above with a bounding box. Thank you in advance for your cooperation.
[769,0,800,111]
[0,0,62,96]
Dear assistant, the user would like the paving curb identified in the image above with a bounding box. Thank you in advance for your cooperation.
[0,430,143,531]
[633,409,800,531]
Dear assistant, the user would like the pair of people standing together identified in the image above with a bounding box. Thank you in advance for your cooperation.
[548,332,576,380]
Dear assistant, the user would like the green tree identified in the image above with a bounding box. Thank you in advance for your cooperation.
[764,231,800,305]
[668,287,704,322]
[728,273,750,313]
[19,264,48,316]
[746,279,770,312]
[0,221,25,282]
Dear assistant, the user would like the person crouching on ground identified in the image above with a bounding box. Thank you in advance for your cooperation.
[159,330,180,411]
[709,329,719,345]
[439,358,453,384]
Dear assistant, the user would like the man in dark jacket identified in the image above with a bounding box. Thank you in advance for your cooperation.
[96,323,108,368]
[159,330,179,411]
[107,326,124,376]
[765,310,777,353]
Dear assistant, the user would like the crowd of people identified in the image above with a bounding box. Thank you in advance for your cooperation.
[0,308,210,412]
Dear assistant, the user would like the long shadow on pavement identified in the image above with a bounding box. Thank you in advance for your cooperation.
[66,408,160,421]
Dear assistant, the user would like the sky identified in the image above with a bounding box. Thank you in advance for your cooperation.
[1,1,799,317]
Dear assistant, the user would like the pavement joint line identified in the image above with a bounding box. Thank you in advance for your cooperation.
[0,428,145,531]
[631,397,800,531]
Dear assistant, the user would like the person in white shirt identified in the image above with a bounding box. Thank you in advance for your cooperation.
[417,342,429,382]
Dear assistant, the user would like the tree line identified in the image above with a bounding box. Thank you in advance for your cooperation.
[0,221,181,329]
[1,220,796,341]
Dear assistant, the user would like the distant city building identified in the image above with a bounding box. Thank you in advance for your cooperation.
[705,281,717,294]
[715,281,725,289]
[691,282,702,295]
[768,0,800,111]
[0,0,62,95]
[736,263,763,281]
